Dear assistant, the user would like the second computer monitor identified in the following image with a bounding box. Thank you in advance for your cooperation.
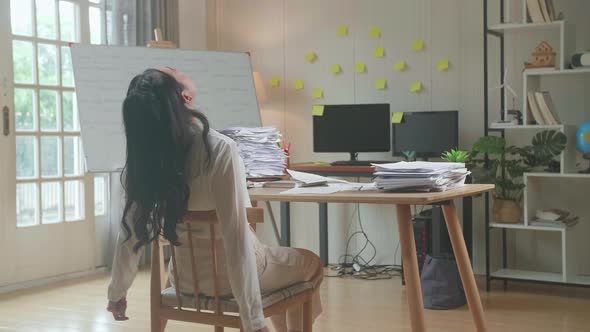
[392,111,458,159]
[313,104,390,156]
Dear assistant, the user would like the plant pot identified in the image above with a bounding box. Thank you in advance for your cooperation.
[493,199,521,223]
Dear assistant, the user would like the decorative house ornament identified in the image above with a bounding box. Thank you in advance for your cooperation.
[524,41,556,69]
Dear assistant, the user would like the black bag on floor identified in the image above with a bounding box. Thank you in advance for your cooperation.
[420,254,466,310]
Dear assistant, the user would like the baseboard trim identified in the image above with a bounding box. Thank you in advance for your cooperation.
[0,267,108,295]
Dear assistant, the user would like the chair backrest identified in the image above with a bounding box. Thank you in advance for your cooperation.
[152,207,264,315]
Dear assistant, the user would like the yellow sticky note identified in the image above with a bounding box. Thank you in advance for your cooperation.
[373,47,385,58]
[312,88,324,99]
[375,79,387,90]
[330,64,341,75]
[394,61,407,72]
[355,62,366,73]
[337,25,348,37]
[312,105,325,116]
[437,58,449,71]
[306,52,317,63]
[369,26,381,38]
[294,80,304,90]
[392,112,404,124]
[269,76,280,88]
[410,81,423,92]
[412,39,424,51]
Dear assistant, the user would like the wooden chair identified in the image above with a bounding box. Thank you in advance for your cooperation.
[151,207,316,332]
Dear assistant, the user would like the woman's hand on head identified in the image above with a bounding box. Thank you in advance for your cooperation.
[107,297,129,321]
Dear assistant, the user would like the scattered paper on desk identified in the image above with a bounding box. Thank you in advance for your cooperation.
[294,79,304,90]
[410,81,422,92]
[281,186,342,195]
[312,88,324,99]
[394,61,407,71]
[412,39,424,51]
[306,52,317,63]
[330,64,341,75]
[369,26,381,38]
[312,105,324,117]
[373,47,385,58]
[392,112,404,124]
[375,79,387,90]
[269,76,280,88]
[337,25,348,37]
[287,169,349,184]
[437,58,449,71]
[355,62,366,73]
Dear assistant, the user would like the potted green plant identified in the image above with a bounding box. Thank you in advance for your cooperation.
[441,149,470,163]
[469,130,566,223]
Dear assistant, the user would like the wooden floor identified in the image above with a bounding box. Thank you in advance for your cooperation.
[1,270,590,332]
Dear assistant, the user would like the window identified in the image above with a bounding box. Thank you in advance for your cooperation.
[94,174,108,216]
[11,0,106,227]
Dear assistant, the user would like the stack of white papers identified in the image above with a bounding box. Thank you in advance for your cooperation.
[221,127,286,178]
[372,161,469,192]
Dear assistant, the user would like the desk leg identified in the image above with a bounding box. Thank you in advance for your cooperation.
[442,201,487,332]
[280,202,291,247]
[396,204,426,332]
[319,203,328,267]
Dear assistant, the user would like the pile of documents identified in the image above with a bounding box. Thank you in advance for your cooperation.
[372,161,469,192]
[530,209,579,228]
[221,127,286,178]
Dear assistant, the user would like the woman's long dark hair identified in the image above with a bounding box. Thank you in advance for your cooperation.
[121,68,210,252]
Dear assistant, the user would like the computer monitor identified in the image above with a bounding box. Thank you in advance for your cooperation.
[313,103,390,161]
[392,111,458,159]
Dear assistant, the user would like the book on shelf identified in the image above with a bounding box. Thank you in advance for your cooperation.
[538,0,551,22]
[527,92,546,125]
[534,91,560,125]
[527,0,546,23]
[526,0,557,23]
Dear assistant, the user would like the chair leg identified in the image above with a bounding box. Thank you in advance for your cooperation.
[161,319,168,332]
[303,299,313,332]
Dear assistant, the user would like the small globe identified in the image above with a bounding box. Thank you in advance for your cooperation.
[576,120,590,155]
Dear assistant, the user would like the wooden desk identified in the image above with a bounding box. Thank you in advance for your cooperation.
[288,163,476,265]
[249,184,493,332]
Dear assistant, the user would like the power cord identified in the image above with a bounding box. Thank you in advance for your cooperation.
[328,203,401,280]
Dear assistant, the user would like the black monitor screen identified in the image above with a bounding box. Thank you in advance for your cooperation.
[313,104,390,153]
[392,111,458,157]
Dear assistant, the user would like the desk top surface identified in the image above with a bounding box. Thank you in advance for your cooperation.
[290,163,373,174]
[249,184,494,205]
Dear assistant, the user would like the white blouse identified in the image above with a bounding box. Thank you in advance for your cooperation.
[107,127,266,332]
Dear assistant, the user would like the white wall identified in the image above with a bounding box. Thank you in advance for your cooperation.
[198,0,489,272]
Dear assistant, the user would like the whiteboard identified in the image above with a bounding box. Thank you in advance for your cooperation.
[71,45,261,172]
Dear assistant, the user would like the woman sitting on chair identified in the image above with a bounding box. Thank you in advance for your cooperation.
[106,68,323,332]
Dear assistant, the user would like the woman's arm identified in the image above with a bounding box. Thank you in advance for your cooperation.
[212,140,266,332]
[107,220,144,320]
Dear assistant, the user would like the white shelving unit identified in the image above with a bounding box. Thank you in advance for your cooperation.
[486,0,590,287]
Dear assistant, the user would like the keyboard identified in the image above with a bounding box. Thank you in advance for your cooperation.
[330,160,394,166]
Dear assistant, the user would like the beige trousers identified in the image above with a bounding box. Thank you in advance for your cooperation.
[258,247,324,331]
